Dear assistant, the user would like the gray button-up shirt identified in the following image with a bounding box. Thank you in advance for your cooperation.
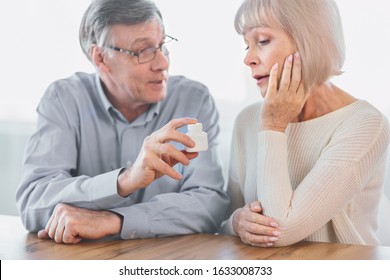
[16,72,229,239]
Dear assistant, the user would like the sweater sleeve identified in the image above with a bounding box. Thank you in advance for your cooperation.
[257,112,390,246]
[218,116,246,235]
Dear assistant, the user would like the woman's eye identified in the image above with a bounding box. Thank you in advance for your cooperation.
[244,39,269,50]
[259,40,269,46]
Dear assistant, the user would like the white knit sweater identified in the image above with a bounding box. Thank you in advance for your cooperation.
[220,100,390,246]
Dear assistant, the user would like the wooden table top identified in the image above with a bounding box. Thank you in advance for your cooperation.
[1,215,390,260]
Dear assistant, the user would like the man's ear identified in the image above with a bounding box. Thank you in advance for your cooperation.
[90,44,109,72]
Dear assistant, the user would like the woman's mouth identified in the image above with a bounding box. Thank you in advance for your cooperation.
[253,74,270,86]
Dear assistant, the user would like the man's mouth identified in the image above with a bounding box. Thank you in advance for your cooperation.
[149,77,166,84]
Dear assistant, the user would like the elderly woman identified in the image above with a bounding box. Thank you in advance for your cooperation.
[220,0,390,247]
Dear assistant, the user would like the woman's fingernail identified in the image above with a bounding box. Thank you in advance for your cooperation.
[272,231,281,237]
[269,237,279,242]
[266,242,274,247]
[294,52,300,58]
[270,222,279,227]
[287,54,293,62]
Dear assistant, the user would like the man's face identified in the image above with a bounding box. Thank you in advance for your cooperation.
[102,19,170,106]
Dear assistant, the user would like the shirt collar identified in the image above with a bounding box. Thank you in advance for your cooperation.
[95,73,113,113]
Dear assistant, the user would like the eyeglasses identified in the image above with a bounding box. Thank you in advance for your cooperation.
[107,35,178,64]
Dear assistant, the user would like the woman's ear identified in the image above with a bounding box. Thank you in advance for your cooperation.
[90,44,109,72]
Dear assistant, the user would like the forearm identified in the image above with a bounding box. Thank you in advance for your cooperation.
[257,131,294,219]
[256,131,361,246]
[17,168,128,232]
[112,187,228,239]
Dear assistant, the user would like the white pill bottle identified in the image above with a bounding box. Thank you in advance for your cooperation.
[185,123,208,152]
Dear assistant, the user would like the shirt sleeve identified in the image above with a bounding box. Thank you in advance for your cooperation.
[16,86,129,232]
[110,87,229,239]
[17,77,229,237]
[257,113,390,246]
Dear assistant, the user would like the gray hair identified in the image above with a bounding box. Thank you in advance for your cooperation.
[235,0,345,88]
[79,0,163,61]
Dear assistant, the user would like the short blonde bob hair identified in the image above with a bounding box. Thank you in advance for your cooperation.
[235,0,345,88]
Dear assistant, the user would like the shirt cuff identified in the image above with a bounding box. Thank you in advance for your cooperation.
[89,168,129,208]
[111,207,152,239]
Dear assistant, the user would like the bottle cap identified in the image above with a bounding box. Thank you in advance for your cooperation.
[188,123,203,133]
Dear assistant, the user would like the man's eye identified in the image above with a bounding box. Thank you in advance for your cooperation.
[139,47,154,54]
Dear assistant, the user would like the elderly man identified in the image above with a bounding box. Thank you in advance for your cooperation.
[16,0,228,244]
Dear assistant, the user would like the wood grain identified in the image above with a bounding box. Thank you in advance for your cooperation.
[1,215,389,260]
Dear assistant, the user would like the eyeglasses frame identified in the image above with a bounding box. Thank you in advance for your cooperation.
[106,35,178,64]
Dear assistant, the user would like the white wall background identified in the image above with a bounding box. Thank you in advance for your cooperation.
[2,0,389,122]
[1,0,390,215]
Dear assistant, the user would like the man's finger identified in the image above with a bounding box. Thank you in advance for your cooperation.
[37,229,50,239]
[166,117,198,130]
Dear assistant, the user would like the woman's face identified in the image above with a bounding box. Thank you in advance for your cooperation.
[243,25,296,97]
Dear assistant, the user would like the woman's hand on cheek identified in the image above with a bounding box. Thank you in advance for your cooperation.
[260,52,310,132]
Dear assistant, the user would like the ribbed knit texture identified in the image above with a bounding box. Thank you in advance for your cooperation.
[220,100,389,246]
